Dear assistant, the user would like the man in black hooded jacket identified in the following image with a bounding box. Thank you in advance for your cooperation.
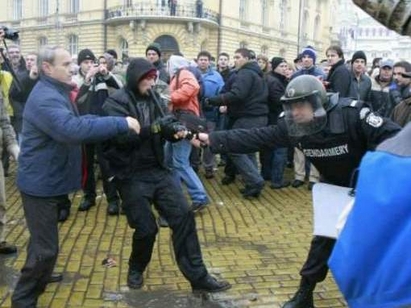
[101,58,231,293]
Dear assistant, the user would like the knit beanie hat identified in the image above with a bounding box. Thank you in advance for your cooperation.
[301,46,317,64]
[105,49,118,60]
[351,50,367,65]
[271,57,287,70]
[77,48,96,65]
[145,43,162,57]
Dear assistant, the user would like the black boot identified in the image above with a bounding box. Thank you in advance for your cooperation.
[242,182,265,199]
[191,274,232,293]
[78,198,96,211]
[127,269,144,289]
[107,200,120,215]
[282,278,316,308]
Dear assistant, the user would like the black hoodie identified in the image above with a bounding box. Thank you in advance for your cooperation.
[102,58,169,180]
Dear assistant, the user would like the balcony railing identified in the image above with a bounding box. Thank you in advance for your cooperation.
[106,2,219,25]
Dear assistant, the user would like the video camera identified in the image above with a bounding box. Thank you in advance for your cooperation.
[0,26,19,41]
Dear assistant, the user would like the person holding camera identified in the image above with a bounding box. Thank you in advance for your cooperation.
[0,28,19,255]
[101,57,231,293]
[72,49,123,216]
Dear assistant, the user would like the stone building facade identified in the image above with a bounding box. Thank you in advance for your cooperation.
[1,0,336,63]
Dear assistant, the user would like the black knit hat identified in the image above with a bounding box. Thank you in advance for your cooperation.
[145,43,162,57]
[271,57,286,70]
[351,50,367,65]
[77,48,96,65]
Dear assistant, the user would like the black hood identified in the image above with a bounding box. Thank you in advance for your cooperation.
[240,61,264,77]
[126,57,156,93]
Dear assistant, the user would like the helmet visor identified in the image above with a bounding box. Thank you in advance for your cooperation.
[282,93,327,137]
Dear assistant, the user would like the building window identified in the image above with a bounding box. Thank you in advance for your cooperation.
[261,45,268,55]
[123,0,132,7]
[365,28,369,36]
[372,28,376,36]
[261,0,269,27]
[39,36,48,47]
[68,35,78,56]
[316,0,321,11]
[240,0,247,21]
[279,0,287,32]
[120,38,129,57]
[313,15,320,41]
[358,28,362,37]
[239,41,248,48]
[13,0,23,20]
[39,0,49,17]
[70,0,80,14]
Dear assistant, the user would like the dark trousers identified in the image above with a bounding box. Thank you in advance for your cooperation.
[300,235,336,283]
[116,170,208,283]
[83,143,119,203]
[12,193,64,308]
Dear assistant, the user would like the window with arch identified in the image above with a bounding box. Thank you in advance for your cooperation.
[365,28,369,36]
[240,0,247,21]
[70,0,80,14]
[13,0,23,20]
[279,48,286,58]
[200,40,208,51]
[279,0,287,32]
[316,0,321,11]
[39,0,49,17]
[68,35,78,56]
[239,41,248,48]
[261,0,269,27]
[39,36,48,47]
[261,45,268,55]
[358,28,362,37]
[313,15,321,41]
[379,28,383,36]
[120,38,129,57]
[372,28,376,36]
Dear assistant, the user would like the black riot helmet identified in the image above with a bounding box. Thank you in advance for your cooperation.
[280,75,328,137]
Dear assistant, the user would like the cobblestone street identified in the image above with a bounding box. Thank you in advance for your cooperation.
[0,167,347,308]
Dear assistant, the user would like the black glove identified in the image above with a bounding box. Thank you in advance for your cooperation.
[151,115,186,142]
[206,96,223,107]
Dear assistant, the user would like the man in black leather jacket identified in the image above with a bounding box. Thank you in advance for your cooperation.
[101,58,231,294]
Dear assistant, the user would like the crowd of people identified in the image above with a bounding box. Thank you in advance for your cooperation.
[0,25,410,307]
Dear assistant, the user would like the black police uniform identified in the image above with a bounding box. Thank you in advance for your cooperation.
[100,58,217,290]
[209,94,401,284]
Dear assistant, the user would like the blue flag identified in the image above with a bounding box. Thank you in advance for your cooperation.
[329,151,411,308]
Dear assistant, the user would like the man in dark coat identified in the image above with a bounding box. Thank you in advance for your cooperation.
[101,57,231,294]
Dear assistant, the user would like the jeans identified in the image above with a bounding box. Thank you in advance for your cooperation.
[12,193,64,308]
[115,170,208,282]
[229,116,267,187]
[271,147,288,185]
[165,140,208,204]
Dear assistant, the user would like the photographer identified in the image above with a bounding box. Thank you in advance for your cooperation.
[72,49,123,215]
[0,27,19,254]
[101,58,231,293]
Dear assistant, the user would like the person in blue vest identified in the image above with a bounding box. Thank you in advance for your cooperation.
[329,123,411,308]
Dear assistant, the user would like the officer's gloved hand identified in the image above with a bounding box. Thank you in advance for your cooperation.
[205,96,222,107]
[151,115,186,142]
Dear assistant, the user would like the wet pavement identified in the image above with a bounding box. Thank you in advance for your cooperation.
[0,167,347,307]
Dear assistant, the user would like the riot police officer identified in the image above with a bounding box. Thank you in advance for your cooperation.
[197,75,401,307]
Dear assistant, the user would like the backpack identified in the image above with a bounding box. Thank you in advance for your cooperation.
[175,66,204,100]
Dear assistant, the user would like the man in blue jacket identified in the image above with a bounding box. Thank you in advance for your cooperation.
[11,46,140,308]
